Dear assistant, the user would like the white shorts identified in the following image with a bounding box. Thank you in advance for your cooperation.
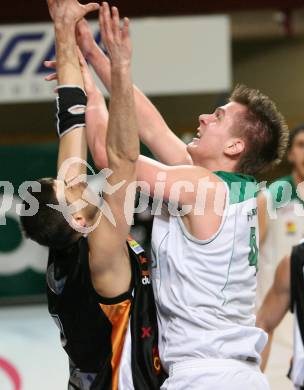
[161,359,270,390]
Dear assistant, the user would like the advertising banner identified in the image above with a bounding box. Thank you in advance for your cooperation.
[0,16,231,103]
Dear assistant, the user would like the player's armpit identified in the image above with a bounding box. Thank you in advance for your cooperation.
[90,253,132,299]
[88,216,132,298]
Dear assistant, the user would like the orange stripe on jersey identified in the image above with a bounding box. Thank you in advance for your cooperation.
[100,300,131,390]
[139,255,148,264]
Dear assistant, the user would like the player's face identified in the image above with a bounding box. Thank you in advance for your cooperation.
[289,132,304,178]
[187,102,246,166]
[54,180,100,224]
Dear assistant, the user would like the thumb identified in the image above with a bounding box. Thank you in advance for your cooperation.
[83,3,100,16]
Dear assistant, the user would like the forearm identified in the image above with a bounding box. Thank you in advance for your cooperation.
[55,22,87,179]
[256,315,274,371]
[86,90,109,169]
[256,262,290,371]
[260,331,273,371]
[88,45,165,144]
[88,45,189,165]
[87,44,112,90]
[107,64,139,167]
[55,23,83,87]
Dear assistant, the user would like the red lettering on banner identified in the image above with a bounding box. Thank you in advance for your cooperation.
[0,357,22,390]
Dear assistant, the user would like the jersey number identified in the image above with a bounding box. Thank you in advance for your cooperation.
[248,227,258,272]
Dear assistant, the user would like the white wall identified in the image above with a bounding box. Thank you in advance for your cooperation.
[0,305,68,390]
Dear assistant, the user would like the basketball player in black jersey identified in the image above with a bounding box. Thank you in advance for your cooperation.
[20,1,165,389]
[257,244,304,389]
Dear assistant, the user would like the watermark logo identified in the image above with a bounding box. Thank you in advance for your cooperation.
[1,158,304,235]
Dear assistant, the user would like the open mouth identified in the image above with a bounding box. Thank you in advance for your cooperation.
[191,138,200,145]
[191,130,201,143]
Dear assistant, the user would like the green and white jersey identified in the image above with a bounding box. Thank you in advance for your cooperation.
[257,175,304,306]
[151,171,267,373]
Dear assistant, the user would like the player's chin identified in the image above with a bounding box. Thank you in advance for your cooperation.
[186,141,199,153]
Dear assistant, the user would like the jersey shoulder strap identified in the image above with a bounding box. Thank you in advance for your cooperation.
[213,171,257,204]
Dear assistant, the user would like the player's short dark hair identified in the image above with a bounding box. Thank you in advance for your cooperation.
[288,124,304,150]
[20,178,79,249]
[230,85,289,175]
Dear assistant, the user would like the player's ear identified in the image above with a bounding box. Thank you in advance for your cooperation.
[224,138,245,157]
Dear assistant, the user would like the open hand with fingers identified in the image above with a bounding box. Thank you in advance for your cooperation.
[99,2,132,68]
[47,0,99,26]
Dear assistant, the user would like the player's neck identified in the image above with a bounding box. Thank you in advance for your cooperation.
[292,170,304,186]
[197,157,237,174]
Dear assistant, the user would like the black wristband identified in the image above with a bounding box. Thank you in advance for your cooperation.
[56,85,87,138]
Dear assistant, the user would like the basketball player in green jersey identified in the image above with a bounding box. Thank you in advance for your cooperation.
[61,5,289,388]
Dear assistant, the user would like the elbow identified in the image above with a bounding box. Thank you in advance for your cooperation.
[91,137,109,170]
[107,145,139,167]
[256,319,266,333]
[256,316,272,335]
[94,156,108,171]
[108,153,138,170]
[92,148,108,170]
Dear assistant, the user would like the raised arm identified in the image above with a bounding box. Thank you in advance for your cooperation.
[44,51,109,170]
[76,16,191,166]
[87,3,139,296]
[78,49,109,169]
[47,0,98,182]
[256,256,291,371]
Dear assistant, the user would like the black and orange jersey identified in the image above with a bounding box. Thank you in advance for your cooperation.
[289,243,304,387]
[291,243,304,342]
[47,236,166,390]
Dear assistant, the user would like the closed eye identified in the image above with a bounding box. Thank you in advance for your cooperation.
[215,107,225,120]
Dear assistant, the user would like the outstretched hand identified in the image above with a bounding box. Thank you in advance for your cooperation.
[99,3,132,68]
[47,0,99,25]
